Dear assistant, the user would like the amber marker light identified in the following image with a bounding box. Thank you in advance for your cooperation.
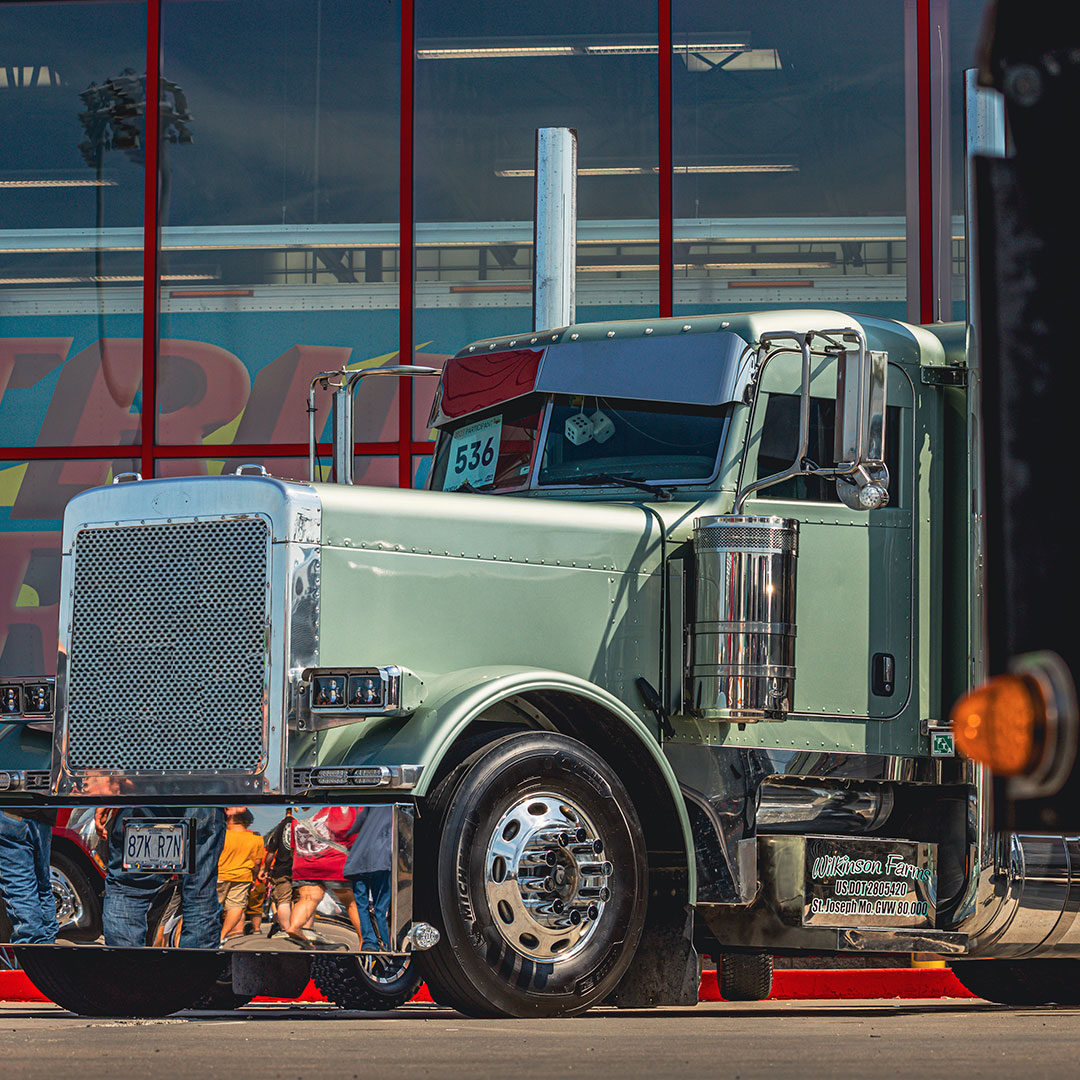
[951,673,1046,775]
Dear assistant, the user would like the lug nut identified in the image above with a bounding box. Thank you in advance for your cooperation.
[570,839,603,856]
[552,898,566,914]
[575,827,588,843]
[578,862,612,877]
[543,849,558,866]
[587,904,600,921]
[569,909,582,925]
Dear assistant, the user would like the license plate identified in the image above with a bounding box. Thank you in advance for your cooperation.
[122,820,193,873]
[803,835,936,929]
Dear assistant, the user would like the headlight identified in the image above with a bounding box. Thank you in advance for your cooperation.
[297,666,425,731]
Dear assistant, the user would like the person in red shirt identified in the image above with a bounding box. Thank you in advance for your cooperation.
[284,806,365,948]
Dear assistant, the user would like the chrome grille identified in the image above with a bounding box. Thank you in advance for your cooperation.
[66,517,270,774]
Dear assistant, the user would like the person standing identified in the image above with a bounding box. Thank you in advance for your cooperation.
[285,806,364,948]
[0,808,60,944]
[344,805,395,950]
[263,810,294,938]
[98,807,226,949]
[217,808,265,940]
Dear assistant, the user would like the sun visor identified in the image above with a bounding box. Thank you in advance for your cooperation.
[534,332,754,407]
[431,330,754,428]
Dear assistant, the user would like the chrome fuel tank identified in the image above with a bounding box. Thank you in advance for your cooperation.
[690,515,799,722]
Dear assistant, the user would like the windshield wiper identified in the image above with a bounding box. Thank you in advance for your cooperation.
[570,473,672,501]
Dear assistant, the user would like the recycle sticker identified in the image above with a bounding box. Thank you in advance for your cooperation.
[931,731,955,758]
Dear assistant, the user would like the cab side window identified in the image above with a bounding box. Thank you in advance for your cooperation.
[755,393,902,506]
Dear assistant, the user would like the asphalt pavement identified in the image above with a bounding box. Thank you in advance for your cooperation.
[3,999,1080,1080]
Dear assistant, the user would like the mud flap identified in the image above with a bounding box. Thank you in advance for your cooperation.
[607,892,699,1008]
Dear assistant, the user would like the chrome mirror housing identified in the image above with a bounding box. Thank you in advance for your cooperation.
[834,345,889,510]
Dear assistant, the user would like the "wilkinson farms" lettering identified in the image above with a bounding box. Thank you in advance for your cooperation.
[811,852,933,883]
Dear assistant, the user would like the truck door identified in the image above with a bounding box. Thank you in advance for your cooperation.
[742,350,914,721]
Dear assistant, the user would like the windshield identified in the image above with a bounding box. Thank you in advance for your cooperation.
[429,394,731,493]
[430,398,543,493]
[537,396,731,486]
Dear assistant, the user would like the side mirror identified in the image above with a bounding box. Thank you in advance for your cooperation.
[733,326,890,513]
[833,346,889,511]
[307,365,442,484]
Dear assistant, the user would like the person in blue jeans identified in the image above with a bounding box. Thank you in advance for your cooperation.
[344,805,394,950]
[98,807,226,948]
[0,809,60,944]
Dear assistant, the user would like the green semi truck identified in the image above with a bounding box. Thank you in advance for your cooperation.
[2,306,1076,1016]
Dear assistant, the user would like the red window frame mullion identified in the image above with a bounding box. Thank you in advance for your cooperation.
[397,0,415,489]
[658,0,673,318]
[141,0,162,480]
[917,0,935,324]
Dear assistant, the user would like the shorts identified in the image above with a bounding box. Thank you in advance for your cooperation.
[292,879,344,891]
[217,880,252,910]
[270,875,293,906]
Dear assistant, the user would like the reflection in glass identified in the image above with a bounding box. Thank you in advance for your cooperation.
[157,0,401,446]
[414,1,660,353]
[672,0,907,319]
[0,3,146,449]
[0,458,138,677]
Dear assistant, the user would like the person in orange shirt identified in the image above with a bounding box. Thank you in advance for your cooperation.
[217,807,265,940]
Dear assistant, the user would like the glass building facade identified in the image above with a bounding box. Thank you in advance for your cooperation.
[1,0,988,675]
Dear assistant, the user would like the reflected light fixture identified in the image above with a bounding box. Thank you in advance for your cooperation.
[0,273,218,285]
[417,42,756,59]
[0,178,119,188]
[496,163,798,177]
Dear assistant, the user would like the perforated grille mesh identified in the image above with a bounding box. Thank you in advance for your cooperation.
[695,524,798,554]
[66,518,270,773]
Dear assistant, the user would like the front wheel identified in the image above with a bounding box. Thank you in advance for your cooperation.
[415,732,649,1018]
[16,948,224,1017]
[949,959,1080,1005]
[312,954,422,1010]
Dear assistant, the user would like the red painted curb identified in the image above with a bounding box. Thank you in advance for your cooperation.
[701,968,977,1001]
[2,968,977,1006]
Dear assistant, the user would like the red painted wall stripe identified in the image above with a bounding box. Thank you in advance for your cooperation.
[140,0,163,479]
[917,0,935,324]
[658,0,673,319]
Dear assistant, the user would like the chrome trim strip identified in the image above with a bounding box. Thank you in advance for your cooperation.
[290,764,424,794]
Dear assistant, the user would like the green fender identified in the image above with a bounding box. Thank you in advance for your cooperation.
[314,665,697,901]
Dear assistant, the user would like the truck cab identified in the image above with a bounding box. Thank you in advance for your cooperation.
[3,307,1074,1017]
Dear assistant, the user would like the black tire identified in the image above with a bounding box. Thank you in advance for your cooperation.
[312,954,422,1010]
[192,960,254,1010]
[415,732,649,1018]
[50,849,103,944]
[949,959,1080,1005]
[720,953,774,1001]
[16,947,224,1017]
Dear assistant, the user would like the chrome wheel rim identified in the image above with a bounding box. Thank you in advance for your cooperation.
[359,954,411,986]
[484,791,612,963]
[50,866,84,929]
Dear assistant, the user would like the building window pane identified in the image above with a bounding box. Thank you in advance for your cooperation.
[414,0,660,359]
[157,0,401,446]
[0,457,138,675]
[672,1,908,320]
[0,2,146,448]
